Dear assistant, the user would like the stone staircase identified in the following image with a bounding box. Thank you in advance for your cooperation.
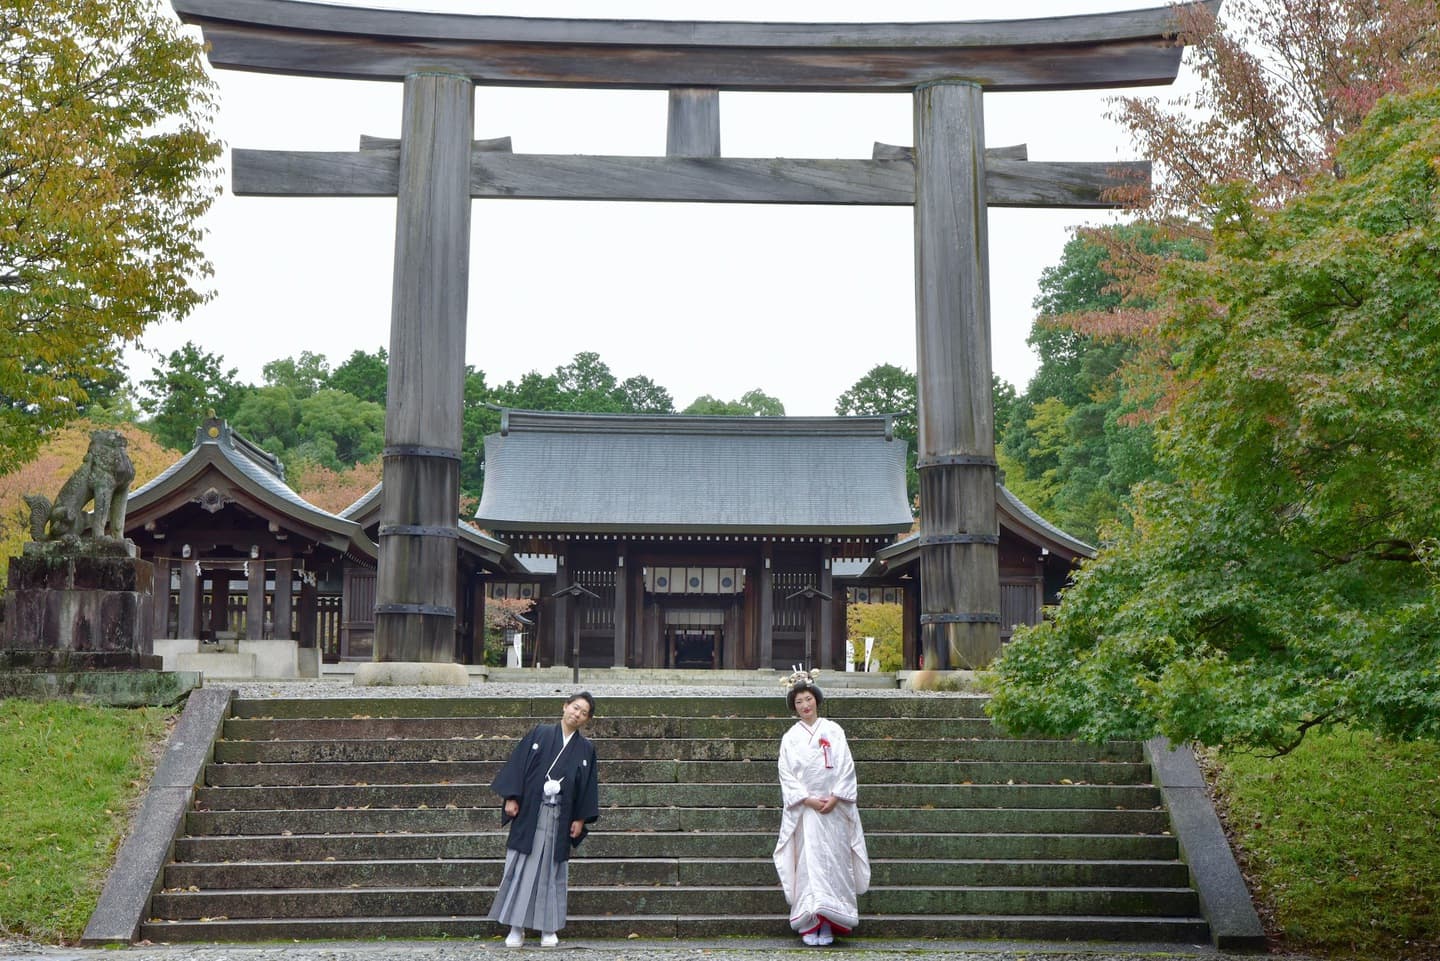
[140,695,1210,943]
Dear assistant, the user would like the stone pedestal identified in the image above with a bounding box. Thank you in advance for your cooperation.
[2,546,158,669]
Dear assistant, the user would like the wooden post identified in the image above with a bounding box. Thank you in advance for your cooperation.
[273,558,293,639]
[152,557,171,640]
[299,575,317,650]
[178,557,198,639]
[902,581,919,669]
[818,546,834,669]
[553,551,569,668]
[210,567,230,637]
[375,72,474,663]
[246,555,265,639]
[474,583,487,666]
[612,544,628,668]
[758,546,774,670]
[667,88,720,158]
[913,80,1002,669]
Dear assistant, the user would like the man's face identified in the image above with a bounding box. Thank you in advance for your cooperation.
[563,697,592,730]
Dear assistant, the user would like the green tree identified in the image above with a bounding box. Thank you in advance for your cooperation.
[230,384,384,473]
[292,389,384,469]
[989,85,1440,754]
[0,0,221,471]
[328,347,389,405]
[137,343,246,450]
[835,364,916,431]
[262,351,330,400]
[229,385,301,457]
[617,375,675,414]
[553,351,622,411]
[494,370,564,412]
[845,602,904,672]
[683,389,785,416]
[1000,225,1201,543]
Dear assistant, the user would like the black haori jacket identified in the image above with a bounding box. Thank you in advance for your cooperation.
[491,722,600,863]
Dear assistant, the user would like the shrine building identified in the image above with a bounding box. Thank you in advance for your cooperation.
[474,410,1093,672]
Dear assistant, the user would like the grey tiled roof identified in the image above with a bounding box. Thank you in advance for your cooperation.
[127,419,377,561]
[996,484,1096,558]
[866,484,1095,575]
[475,411,912,535]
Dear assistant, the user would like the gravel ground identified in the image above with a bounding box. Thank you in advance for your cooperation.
[0,936,1280,961]
[216,679,970,701]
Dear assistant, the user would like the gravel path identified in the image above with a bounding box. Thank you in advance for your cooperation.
[216,679,968,701]
[1,936,1283,961]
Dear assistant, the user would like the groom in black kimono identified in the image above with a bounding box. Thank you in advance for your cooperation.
[487,692,600,947]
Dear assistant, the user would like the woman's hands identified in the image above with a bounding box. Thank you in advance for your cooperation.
[804,796,838,814]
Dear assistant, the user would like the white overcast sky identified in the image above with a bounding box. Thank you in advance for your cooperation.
[126,0,1195,415]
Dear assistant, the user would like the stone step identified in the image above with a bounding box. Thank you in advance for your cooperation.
[221,715,1006,741]
[213,736,1143,764]
[164,857,1192,890]
[138,912,1211,943]
[148,884,1202,919]
[204,757,1155,787]
[230,694,992,720]
[173,830,1180,863]
[193,781,1164,811]
[185,806,1173,836]
[141,695,1212,947]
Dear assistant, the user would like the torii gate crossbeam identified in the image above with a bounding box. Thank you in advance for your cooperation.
[173,0,1214,671]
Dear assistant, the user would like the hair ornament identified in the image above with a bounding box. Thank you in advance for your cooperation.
[780,665,820,690]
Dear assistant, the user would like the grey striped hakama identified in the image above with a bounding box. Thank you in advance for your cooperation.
[487,801,569,932]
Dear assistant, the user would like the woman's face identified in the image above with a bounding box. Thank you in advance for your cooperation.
[792,690,818,722]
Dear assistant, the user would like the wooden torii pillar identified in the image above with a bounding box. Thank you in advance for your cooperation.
[172,0,1214,670]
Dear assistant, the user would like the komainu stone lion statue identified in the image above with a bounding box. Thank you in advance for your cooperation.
[24,429,136,543]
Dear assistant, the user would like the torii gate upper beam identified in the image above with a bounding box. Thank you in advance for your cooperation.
[171,0,1215,92]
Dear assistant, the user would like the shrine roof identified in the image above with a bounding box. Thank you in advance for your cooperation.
[865,484,1095,576]
[996,483,1097,560]
[127,418,377,561]
[474,410,912,536]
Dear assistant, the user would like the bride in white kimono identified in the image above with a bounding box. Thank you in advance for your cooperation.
[773,675,870,946]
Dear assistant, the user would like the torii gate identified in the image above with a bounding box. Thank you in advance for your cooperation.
[172,0,1214,671]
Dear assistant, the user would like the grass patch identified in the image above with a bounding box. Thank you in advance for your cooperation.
[1211,729,1440,961]
[0,698,174,942]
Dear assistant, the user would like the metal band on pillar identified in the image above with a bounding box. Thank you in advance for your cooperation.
[378,525,460,539]
[920,534,1000,546]
[921,612,1002,625]
[917,454,998,468]
[377,603,457,617]
[383,445,463,461]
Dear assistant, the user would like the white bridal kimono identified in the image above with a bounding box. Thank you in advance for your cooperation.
[773,716,870,934]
